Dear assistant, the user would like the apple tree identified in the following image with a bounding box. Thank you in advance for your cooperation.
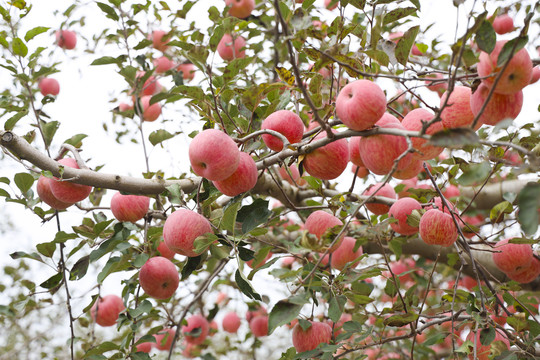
[1,0,540,359]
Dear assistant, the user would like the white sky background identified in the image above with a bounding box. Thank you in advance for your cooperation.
[0,0,539,358]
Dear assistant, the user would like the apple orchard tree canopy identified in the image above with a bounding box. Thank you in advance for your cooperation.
[1,0,540,359]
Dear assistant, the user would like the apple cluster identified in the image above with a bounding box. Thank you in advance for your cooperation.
[492,238,540,284]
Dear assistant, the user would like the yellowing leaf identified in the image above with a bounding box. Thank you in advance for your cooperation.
[275,66,296,86]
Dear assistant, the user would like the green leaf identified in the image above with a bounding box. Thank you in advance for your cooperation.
[479,327,495,345]
[235,269,262,301]
[456,162,491,186]
[84,342,119,357]
[348,0,365,10]
[429,128,479,147]
[96,2,119,20]
[12,37,28,57]
[181,255,202,280]
[395,25,419,66]
[222,199,241,233]
[14,172,34,193]
[54,231,78,243]
[4,109,28,130]
[383,312,418,327]
[10,251,43,263]
[517,183,540,235]
[268,299,306,335]
[24,26,49,42]
[70,255,90,280]
[489,201,513,223]
[63,133,88,148]
[0,188,10,198]
[328,295,347,322]
[129,299,153,318]
[97,256,128,283]
[497,36,528,67]
[40,120,59,147]
[36,242,56,258]
[149,129,175,146]
[40,272,63,289]
[475,20,496,54]
[383,7,417,25]
[237,199,271,234]
[364,49,389,66]
[193,233,218,254]
[91,55,126,66]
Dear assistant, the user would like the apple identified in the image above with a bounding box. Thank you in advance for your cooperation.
[492,238,533,274]
[154,328,175,351]
[176,63,196,81]
[328,236,363,270]
[506,257,540,284]
[225,0,255,19]
[303,132,349,180]
[139,95,162,122]
[213,152,257,197]
[135,341,153,353]
[110,192,149,222]
[440,86,475,128]
[56,30,77,49]
[362,183,397,216]
[397,178,418,198]
[466,329,509,360]
[90,294,125,327]
[139,256,179,299]
[388,197,422,235]
[278,164,306,186]
[261,110,304,151]
[470,83,523,126]
[157,240,175,260]
[424,73,447,95]
[135,71,160,96]
[49,158,93,203]
[222,312,241,333]
[292,321,332,353]
[335,80,386,131]
[36,175,73,210]
[401,108,444,160]
[530,66,540,84]
[151,30,170,52]
[216,291,228,305]
[419,209,458,247]
[388,258,416,284]
[324,0,338,10]
[348,136,365,168]
[118,102,133,112]
[461,275,478,290]
[163,208,213,257]
[182,314,210,345]
[492,14,514,35]
[39,78,60,96]
[246,305,267,323]
[443,185,460,199]
[477,40,533,95]
[304,210,344,250]
[358,113,413,175]
[249,315,268,337]
[426,197,456,214]
[217,33,246,61]
[393,159,423,180]
[189,129,240,181]
[153,56,175,73]
[209,320,218,336]
[352,165,370,178]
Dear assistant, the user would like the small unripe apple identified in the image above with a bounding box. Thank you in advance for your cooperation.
[154,328,175,351]
[163,208,213,257]
[139,256,179,299]
[213,152,258,196]
[225,0,255,19]
[36,175,73,210]
[492,14,514,35]
[335,80,386,131]
[110,192,150,222]
[362,183,397,215]
[217,33,246,61]
[388,197,422,235]
[39,78,60,96]
[419,209,458,247]
[303,132,349,180]
[151,30,170,52]
[492,238,533,274]
[189,129,240,181]
[292,321,332,353]
[222,312,241,333]
[49,158,93,203]
[90,294,125,327]
[182,314,210,345]
[249,315,268,337]
[56,30,77,49]
[261,110,304,151]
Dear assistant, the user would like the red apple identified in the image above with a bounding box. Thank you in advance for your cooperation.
[278,164,306,186]
[492,238,533,274]
[425,73,447,95]
[261,110,304,151]
[90,294,125,327]
[139,256,179,299]
[213,152,258,196]
[477,40,533,95]
[443,185,460,199]
[292,321,332,353]
[324,0,338,10]
[222,312,241,333]
[49,158,93,203]
[176,63,196,81]
[154,328,175,351]
[388,197,422,235]
[39,78,60,96]
[151,30,169,52]
[506,257,540,284]
[153,56,175,73]
[362,183,397,216]
[304,210,344,250]
[492,14,514,35]
[110,192,149,222]
[189,129,240,181]
[163,208,213,257]
[530,66,540,84]
[470,83,523,126]
[466,329,509,360]
[328,236,363,270]
[246,305,267,323]
[182,314,210,345]
[225,0,255,19]
[135,71,160,96]
[217,33,246,61]
[419,209,458,247]
[135,341,153,353]
[56,30,77,49]
[157,240,175,260]
[401,108,444,160]
[36,175,73,210]
[139,95,162,122]
[249,315,268,337]
[393,159,423,180]
[440,86,475,128]
[303,132,349,180]
[335,80,386,131]
[348,136,365,168]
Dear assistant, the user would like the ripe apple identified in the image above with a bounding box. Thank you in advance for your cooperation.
[118,102,133,112]
[163,208,213,257]
[39,78,60,96]
[358,113,413,175]
[217,33,246,61]
[249,315,268,337]
[110,192,150,222]
[424,73,447,95]
[135,71,161,96]
[246,305,267,323]
[135,341,153,353]
[292,321,332,352]
[225,0,255,18]
[388,197,422,235]
[222,312,241,333]
[213,152,258,196]
[278,164,306,186]
[506,257,540,284]
[388,258,416,284]
[348,136,365,168]
[443,185,460,199]
[176,63,196,81]
[154,328,175,350]
[466,329,509,360]
[56,29,77,49]
[304,210,344,250]
[139,95,162,122]
[335,80,386,131]
[492,14,514,35]
[530,66,540,84]
[151,30,170,52]
[362,183,397,216]
[492,238,533,274]
[419,208,458,247]
[469,83,523,126]
[189,129,240,181]
[440,86,475,128]
[303,132,349,180]
[328,236,363,270]
[139,256,179,299]
[90,294,125,327]
[261,110,304,151]
[182,314,210,345]
[401,108,444,160]
[477,40,533,95]
[49,158,93,203]
[393,159,423,180]
[36,175,73,210]
[157,240,175,259]
[153,56,175,73]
